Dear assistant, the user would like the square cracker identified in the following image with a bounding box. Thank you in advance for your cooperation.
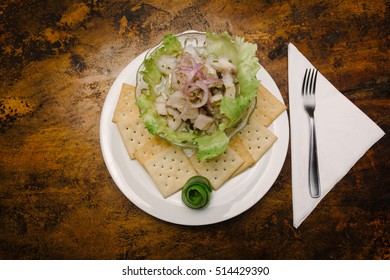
[238,120,277,162]
[229,136,256,177]
[112,83,139,123]
[252,83,286,127]
[189,147,244,190]
[143,146,198,198]
[115,119,153,159]
[134,136,171,166]
[112,83,152,159]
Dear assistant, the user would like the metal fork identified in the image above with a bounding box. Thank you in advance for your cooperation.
[301,68,321,198]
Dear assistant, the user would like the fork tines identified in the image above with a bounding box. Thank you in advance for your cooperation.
[302,68,318,97]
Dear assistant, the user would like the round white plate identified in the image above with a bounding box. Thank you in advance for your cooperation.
[100,47,289,226]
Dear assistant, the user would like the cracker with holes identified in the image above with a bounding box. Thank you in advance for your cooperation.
[189,147,244,190]
[238,121,277,162]
[112,83,152,159]
[143,145,198,198]
[134,136,171,166]
[112,84,138,122]
[252,83,287,127]
[229,136,256,177]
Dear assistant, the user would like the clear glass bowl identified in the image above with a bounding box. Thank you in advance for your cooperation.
[135,30,256,150]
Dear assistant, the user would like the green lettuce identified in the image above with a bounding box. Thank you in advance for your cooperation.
[196,131,229,162]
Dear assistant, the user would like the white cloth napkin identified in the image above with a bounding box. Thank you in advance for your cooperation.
[288,43,385,228]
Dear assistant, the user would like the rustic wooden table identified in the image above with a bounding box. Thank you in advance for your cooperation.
[0,0,388,260]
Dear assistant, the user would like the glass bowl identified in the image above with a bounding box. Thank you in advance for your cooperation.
[135,30,256,150]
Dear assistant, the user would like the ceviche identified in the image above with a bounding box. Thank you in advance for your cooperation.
[136,31,260,161]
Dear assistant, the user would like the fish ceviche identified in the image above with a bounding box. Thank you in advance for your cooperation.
[136,31,260,161]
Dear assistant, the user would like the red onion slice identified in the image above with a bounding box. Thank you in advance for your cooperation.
[189,80,209,108]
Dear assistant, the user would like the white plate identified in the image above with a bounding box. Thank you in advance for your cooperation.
[100,48,289,226]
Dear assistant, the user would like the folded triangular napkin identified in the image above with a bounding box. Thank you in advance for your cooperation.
[288,43,385,228]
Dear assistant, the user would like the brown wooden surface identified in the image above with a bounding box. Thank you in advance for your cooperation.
[0,0,389,260]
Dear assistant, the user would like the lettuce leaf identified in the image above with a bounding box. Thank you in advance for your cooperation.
[196,131,229,162]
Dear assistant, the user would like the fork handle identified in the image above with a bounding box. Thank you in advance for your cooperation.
[308,116,321,198]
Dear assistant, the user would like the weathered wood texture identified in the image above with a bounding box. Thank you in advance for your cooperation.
[0,0,388,259]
